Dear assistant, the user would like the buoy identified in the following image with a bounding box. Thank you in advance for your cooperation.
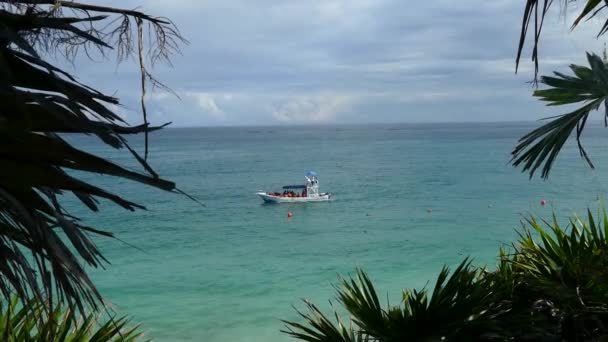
[287,212,293,218]
[427,208,432,213]
[541,199,547,206]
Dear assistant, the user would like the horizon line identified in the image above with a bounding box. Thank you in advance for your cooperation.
[160,118,561,129]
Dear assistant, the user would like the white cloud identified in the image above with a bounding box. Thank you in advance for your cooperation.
[187,92,225,119]
[272,94,355,123]
[68,0,608,126]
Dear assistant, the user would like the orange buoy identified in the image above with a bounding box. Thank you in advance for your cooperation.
[287,212,293,218]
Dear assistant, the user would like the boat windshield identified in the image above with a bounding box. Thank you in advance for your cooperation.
[282,185,306,189]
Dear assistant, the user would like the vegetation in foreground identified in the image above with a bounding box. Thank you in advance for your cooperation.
[2,0,608,340]
[0,0,184,340]
[283,208,608,341]
[284,1,608,340]
[0,298,145,342]
[0,0,185,312]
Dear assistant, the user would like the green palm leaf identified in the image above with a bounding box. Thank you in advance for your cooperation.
[284,260,500,341]
[517,0,608,77]
[283,206,608,340]
[0,297,148,341]
[512,53,608,178]
[0,0,187,314]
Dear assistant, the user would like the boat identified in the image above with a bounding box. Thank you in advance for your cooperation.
[256,171,331,203]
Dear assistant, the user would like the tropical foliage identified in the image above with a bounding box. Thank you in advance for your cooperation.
[0,0,184,316]
[512,53,608,178]
[282,1,608,341]
[0,297,145,341]
[282,208,608,341]
[513,0,608,178]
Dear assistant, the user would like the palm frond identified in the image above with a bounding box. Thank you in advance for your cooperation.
[283,206,608,341]
[336,270,387,339]
[511,53,608,179]
[502,207,608,339]
[516,0,608,79]
[0,0,186,315]
[284,260,501,341]
[0,296,148,341]
[282,300,362,342]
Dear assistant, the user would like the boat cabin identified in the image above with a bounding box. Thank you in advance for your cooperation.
[257,171,330,203]
[269,171,321,198]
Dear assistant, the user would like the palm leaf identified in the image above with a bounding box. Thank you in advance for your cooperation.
[283,206,608,341]
[512,53,608,178]
[284,260,503,341]
[0,296,148,341]
[282,300,361,342]
[0,0,187,315]
[517,0,608,78]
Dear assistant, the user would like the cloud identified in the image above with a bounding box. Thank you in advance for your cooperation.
[188,92,225,119]
[61,0,608,126]
[272,94,355,123]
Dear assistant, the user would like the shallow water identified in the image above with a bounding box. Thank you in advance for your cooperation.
[68,122,608,341]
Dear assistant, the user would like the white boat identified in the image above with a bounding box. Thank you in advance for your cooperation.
[257,171,331,203]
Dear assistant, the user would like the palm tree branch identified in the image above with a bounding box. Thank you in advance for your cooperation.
[512,53,608,178]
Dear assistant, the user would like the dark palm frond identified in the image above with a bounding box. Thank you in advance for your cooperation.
[398,259,501,340]
[336,270,387,339]
[282,271,386,342]
[516,0,551,80]
[282,300,363,342]
[283,206,608,341]
[516,0,608,79]
[0,296,148,341]
[515,216,590,290]
[283,260,503,341]
[502,207,608,340]
[512,208,608,302]
[511,53,608,179]
[0,0,186,315]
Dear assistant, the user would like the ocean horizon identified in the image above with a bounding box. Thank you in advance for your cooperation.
[161,119,596,129]
[71,122,608,341]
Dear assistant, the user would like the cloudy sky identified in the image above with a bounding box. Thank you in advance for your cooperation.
[70,0,606,126]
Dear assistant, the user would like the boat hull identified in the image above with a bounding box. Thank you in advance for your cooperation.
[257,192,331,203]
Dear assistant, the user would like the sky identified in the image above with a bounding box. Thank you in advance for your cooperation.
[68,0,607,126]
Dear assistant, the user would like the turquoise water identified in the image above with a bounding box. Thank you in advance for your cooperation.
[72,122,608,341]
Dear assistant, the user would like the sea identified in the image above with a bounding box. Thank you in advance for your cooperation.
[67,122,608,341]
